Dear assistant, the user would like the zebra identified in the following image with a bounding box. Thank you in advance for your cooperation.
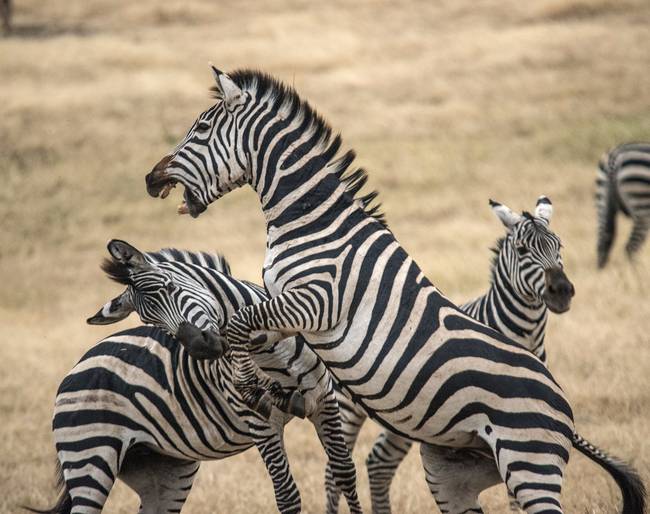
[143,67,646,513]
[596,142,650,268]
[324,195,586,513]
[30,243,362,514]
[0,0,10,34]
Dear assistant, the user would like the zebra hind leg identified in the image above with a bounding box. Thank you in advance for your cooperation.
[366,431,413,514]
[625,216,648,261]
[56,442,121,513]
[420,443,501,514]
[119,448,200,514]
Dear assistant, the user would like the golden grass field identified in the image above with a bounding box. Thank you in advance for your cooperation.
[1,0,650,512]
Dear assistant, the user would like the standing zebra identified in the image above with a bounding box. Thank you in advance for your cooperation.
[325,195,613,514]
[144,67,645,513]
[596,142,650,268]
[30,244,362,514]
[0,0,11,34]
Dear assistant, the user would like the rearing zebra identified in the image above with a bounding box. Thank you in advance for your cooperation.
[596,142,650,268]
[144,67,645,513]
[31,244,361,514]
[325,196,623,514]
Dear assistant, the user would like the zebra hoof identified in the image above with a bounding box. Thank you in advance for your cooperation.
[254,391,274,419]
[288,391,306,419]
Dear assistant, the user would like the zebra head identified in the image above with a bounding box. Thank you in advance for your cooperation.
[490,196,575,314]
[94,239,228,359]
[145,66,252,218]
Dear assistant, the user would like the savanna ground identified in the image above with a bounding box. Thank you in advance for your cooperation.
[1,0,649,512]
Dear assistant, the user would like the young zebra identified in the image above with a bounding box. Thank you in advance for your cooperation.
[325,195,590,514]
[596,142,650,268]
[144,67,645,513]
[31,244,361,514]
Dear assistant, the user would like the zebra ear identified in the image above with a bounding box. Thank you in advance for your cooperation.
[489,199,522,229]
[211,66,243,110]
[87,291,134,325]
[534,195,553,224]
[107,239,151,271]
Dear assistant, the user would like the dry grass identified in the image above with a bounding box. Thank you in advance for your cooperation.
[1,0,650,512]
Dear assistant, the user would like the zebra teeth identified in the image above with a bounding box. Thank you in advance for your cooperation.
[177,201,190,215]
[160,181,177,199]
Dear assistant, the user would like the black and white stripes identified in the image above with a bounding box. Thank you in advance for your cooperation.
[596,142,650,267]
[36,245,361,514]
[142,68,645,513]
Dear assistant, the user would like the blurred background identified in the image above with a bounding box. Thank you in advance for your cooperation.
[1,0,649,512]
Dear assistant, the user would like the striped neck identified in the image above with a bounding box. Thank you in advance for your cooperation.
[479,245,548,355]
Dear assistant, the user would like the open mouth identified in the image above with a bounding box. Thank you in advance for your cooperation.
[145,169,206,218]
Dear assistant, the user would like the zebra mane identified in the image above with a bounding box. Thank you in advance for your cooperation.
[101,258,132,286]
[213,69,387,229]
[146,248,233,275]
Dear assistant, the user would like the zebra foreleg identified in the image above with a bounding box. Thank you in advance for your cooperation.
[419,444,501,514]
[226,288,326,418]
[325,390,368,514]
[309,389,363,514]
[252,431,302,514]
[366,431,413,514]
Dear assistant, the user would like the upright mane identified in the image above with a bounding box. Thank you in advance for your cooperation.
[216,69,387,229]
[147,248,232,275]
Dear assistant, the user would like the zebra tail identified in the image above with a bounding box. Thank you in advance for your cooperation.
[23,459,72,514]
[573,432,646,514]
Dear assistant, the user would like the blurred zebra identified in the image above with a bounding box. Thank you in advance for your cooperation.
[596,142,650,268]
[326,195,594,514]
[0,0,10,34]
[30,243,361,514]
[144,67,646,513]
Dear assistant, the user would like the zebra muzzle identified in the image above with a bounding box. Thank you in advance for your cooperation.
[176,321,228,360]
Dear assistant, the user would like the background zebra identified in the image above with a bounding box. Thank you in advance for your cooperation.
[325,196,626,513]
[596,142,650,268]
[31,243,361,514]
[143,67,645,513]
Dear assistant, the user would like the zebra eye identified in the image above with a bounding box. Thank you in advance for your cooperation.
[164,281,177,294]
[196,121,211,134]
[516,245,529,256]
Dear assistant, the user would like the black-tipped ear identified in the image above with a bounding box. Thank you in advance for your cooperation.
[107,239,150,270]
[87,292,134,325]
[535,195,553,223]
[210,65,243,110]
[489,198,522,229]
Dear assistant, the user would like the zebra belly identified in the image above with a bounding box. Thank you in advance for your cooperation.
[302,287,571,444]
[54,337,257,463]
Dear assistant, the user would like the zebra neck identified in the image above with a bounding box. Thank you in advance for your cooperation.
[482,266,548,350]
[252,146,360,240]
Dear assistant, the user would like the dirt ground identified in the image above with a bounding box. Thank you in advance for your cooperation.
[1,0,649,512]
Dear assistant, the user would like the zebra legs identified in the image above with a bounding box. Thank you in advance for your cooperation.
[57,441,122,513]
[252,430,302,514]
[119,451,200,514]
[419,444,501,514]
[309,389,363,514]
[324,392,367,514]
[625,216,648,260]
[226,289,324,417]
[366,431,413,514]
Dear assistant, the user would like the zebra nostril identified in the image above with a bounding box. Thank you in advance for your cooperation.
[548,284,557,295]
